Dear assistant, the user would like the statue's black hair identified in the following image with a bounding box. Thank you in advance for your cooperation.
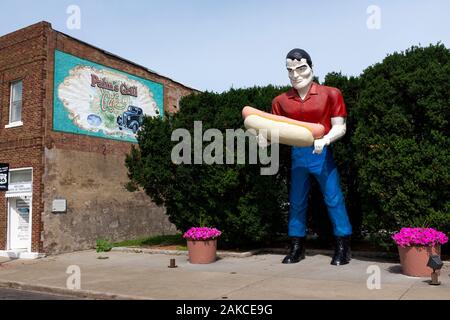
[286,49,313,68]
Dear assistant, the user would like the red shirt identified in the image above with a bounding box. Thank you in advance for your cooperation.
[272,82,347,135]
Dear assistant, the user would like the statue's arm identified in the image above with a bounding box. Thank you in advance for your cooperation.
[326,117,347,144]
[313,117,346,154]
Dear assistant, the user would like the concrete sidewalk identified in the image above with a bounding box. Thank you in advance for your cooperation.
[0,250,448,300]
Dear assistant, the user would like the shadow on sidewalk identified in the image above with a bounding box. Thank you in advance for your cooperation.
[0,258,19,268]
[387,265,403,274]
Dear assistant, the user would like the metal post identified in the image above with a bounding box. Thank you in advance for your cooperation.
[168,258,178,268]
[430,271,440,285]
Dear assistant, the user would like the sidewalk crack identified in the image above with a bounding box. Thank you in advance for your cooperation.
[213,276,274,300]
[398,283,414,300]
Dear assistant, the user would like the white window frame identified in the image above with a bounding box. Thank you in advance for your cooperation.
[6,80,23,128]
[6,167,33,252]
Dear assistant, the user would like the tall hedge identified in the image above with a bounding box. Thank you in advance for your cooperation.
[126,44,450,250]
[125,86,292,248]
[352,44,450,247]
[321,73,362,241]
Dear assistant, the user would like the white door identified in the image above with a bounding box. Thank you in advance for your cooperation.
[9,198,31,250]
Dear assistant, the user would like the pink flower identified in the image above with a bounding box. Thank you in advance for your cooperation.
[392,228,449,247]
[183,227,222,241]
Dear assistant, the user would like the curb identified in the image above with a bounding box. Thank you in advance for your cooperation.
[112,246,404,261]
[0,280,148,300]
[112,246,450,265]
[112,247,189,256]
[112,247,261,258]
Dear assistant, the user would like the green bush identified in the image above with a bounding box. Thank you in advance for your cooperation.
[321,72,363,241]
[125,44,450,251]
[96,239,113,253]
[352,44,450,247]
[126,86,292,248]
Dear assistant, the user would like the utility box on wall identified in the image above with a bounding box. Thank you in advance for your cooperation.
[52,199,67,213]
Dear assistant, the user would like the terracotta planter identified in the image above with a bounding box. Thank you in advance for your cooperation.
[187,239,217,264]
[398,245,441,277]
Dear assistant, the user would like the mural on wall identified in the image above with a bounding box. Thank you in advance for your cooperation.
[53,50,164,142]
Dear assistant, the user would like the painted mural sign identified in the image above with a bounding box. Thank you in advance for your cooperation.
[53,50,164,142]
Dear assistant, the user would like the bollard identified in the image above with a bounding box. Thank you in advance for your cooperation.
[168,258,178,268]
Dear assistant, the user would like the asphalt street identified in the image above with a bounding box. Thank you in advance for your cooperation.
[0,288,81,300]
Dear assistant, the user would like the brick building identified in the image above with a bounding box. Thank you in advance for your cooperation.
[0,22,197,258]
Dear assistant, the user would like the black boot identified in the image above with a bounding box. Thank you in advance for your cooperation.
[331,236,351,266]
[282,237,306,264]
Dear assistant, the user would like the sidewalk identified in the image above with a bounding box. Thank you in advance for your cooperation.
[0,250,448,300]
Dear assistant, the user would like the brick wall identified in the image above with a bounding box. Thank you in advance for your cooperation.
[0,21,197,254]
[0,22,48,252]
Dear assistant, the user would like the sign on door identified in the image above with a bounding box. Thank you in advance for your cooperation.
[9,198,30,250]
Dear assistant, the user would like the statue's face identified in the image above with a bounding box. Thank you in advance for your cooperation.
[286,58,314,90]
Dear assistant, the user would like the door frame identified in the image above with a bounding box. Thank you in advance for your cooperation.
[6,167,33,252]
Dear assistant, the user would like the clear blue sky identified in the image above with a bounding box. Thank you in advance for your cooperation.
[1,0,449,92]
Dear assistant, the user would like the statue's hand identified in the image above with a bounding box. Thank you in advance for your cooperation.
[313,137,330,154]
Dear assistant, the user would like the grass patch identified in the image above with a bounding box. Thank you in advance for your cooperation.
[113,233,185,248]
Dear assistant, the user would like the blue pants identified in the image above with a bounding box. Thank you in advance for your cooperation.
[288,146,352,237]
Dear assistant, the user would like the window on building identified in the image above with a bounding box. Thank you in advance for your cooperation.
[9,169,32,184]
[8,80,23,126]
[6,168,33,197]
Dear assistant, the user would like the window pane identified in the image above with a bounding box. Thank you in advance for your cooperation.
[12,81,23,103]
[11,101,22,123]
[10,169,32,184]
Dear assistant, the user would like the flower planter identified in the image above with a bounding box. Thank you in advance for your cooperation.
[398,245,441,277]
[393,227,448,277]
[187,239,217,264]
[183,227,221,264]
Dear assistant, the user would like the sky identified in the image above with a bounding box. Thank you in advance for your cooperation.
[1,0,449,92]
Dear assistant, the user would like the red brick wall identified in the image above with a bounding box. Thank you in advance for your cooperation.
[0,21,197,254]
[42,26,196,254]
[0,22,48,252]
